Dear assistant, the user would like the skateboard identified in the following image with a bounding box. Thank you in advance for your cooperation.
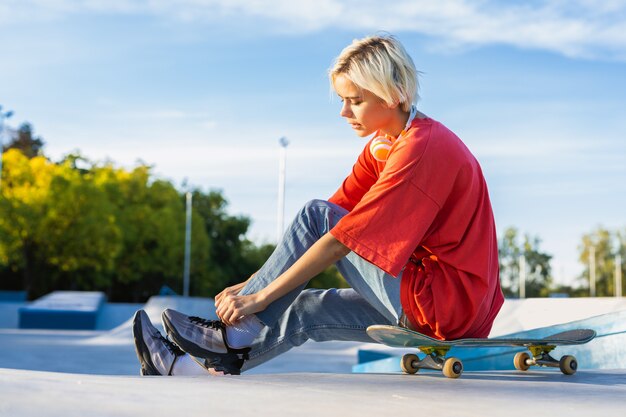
[366,325,597,379]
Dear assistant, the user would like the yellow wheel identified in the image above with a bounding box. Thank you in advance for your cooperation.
[401,354,419,374]
[559,355,578,375]
[514,352,531,371]
[442,357,463,379]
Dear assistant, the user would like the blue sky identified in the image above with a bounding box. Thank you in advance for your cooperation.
[1,1,625,288]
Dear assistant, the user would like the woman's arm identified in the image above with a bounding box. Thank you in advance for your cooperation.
[215,232,350,325]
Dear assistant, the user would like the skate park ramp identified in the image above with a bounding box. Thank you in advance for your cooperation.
[353,298,626,373]
[85,295,219,345]
[0,296,219,375]
[1,296,625,417]
[490,297,626,336]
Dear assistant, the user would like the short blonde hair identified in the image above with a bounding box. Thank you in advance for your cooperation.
[329,34,419,112]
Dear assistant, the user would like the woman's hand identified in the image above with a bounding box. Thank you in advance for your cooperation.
[215,282,246,307]
[215,292,268,326]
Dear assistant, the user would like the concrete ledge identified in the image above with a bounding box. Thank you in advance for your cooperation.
[19,291,106,330]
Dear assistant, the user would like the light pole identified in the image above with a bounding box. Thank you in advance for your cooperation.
[183,191,192,297]
[616,253,622,298]
[0,106,14,189]
[613,234,622,298]
[589,245,596,297]
[277,137,289,242]
[518,255,526,299]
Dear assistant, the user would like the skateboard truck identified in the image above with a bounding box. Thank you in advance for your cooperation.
[401,346,464,378]
[513,345,578,375]
[401,344,578,378]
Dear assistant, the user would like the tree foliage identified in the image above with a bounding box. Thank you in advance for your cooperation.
[498,226,553,297]
[307,265,349,289]
[0,146,270,301]
[578,226,625,297]
[0,120,355,301]
[2,123,45,158]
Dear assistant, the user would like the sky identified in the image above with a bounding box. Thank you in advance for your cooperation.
[1,0,625,288]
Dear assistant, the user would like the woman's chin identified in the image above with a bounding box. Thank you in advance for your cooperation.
[352,127,373,138]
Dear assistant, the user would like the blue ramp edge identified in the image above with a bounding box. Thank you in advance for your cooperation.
[358,350,394,364]
[19,291,106,330]
[353,310,626,373]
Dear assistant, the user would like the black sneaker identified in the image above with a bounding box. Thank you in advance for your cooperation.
[132,310,186,376]
[161,309,250,375]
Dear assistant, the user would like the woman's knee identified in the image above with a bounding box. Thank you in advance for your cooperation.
[300,199,332,216]
[298,199,346,236]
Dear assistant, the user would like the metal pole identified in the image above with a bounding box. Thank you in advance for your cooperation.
[183,191,192,297]
[589,246,596,297]
[518,255,526,299]
[616,254,622,298]
[277,137,289,242]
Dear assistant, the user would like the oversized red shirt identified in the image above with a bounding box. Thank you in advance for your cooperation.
[328,117,504,340]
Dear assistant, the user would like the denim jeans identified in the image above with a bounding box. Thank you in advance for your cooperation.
[238,199,404,371]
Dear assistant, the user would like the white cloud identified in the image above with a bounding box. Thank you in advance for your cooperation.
[2,1,626,60]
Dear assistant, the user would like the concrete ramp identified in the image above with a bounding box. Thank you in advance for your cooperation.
[490,297,626,336]
[84,296,217,345]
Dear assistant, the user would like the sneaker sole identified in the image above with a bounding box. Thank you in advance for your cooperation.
[188,355,227,376]
[132,311,161,376]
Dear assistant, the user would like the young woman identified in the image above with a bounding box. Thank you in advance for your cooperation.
[132,34,504,376]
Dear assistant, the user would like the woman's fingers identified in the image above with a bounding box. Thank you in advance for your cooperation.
[218,295,247,326]
[216,293,264,326]
[216,294,233,325]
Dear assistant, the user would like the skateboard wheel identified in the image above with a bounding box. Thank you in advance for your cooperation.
[442,357,463,379]
[401,354,419,374]
[513,352,531,371]
[559,355,577,375]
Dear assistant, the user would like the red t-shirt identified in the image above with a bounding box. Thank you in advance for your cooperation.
[328,117,504,340]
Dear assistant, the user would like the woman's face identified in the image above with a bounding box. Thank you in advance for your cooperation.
[334,74,397,138]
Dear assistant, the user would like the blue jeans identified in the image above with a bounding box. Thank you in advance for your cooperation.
[238,199,404,371]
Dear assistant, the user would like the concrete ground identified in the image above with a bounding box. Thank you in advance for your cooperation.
[1,368,625,417]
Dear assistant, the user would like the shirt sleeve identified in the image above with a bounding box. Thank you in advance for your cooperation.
[328,141,379,211]
[329,133,441,277]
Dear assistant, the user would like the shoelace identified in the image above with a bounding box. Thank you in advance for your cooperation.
[189,316,224,330]
[188,316,250,357]
[158,332,184,356]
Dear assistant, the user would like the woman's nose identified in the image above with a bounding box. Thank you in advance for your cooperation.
[340,102,352,118]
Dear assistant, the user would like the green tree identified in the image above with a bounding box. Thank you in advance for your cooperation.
[578,226,624,297]
[93,165,211,301]
[2,123,44,158]
[1,130,354,301]
[36,157,122,294]
[191,190,261,294]
[0,150,52,295]
[0,150,122,298]
[307,265,349,289]
[498,226,553,297]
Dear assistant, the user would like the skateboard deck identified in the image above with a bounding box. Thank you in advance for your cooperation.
[366,325,596,379]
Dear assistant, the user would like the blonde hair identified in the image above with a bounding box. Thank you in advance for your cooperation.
[329,34,419,112]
